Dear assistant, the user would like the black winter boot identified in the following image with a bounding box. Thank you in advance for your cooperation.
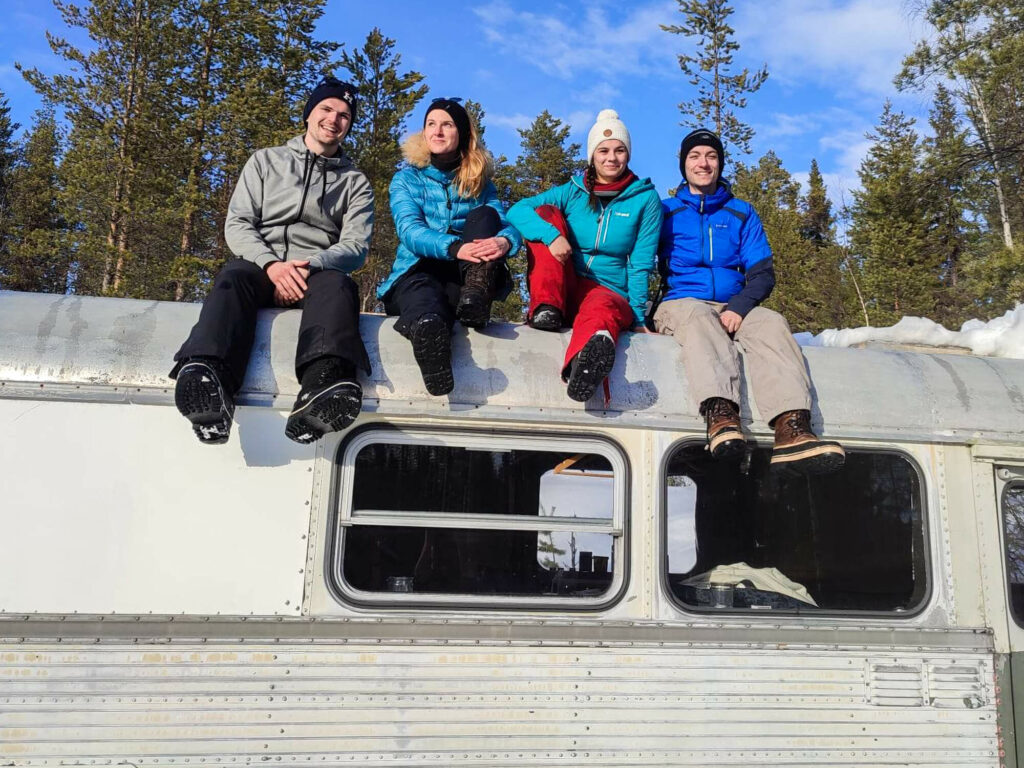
[411,313,454,395]
[529,304,564,331]
[457,261,499,328]
[566,331,616,402]
[285,357,362,444]
[174,358,235,445]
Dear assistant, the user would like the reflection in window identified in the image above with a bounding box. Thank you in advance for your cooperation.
[339,439,620,600]
[1002,483,1024,626]
[665,445,927,613]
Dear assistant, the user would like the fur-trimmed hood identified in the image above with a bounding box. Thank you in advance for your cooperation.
[401,133,433,169]
[400,132,496,180]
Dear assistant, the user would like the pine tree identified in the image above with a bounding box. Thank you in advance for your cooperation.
[897,0,1024,251]
[340,28,428,312]
[849,102,939,326]
[167,0,336,302]
[1,110,68,293]
[732,153,840,332]
[19,0,180,297]
[0,90,21,269]
[920,84,982,325]
[800,160,833,245]
[662,0,768,155]
[493,110,585,206]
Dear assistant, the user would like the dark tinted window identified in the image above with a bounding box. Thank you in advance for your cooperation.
[337,435,622,602]
[1002,482,1024,626]
[665,444,927,613]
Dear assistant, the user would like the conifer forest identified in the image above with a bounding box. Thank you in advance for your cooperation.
[0,0,1021,333]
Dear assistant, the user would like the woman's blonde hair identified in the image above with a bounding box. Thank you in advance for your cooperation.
[450,116,494,200]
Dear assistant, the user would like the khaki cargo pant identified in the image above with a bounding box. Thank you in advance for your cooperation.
[653,298,811,424]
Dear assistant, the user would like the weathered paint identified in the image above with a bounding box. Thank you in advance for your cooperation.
[1,291,1022,764]
[0,644,1000,764]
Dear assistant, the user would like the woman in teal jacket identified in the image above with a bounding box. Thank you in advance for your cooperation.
[379,98,521,396]
[507,109,662,402]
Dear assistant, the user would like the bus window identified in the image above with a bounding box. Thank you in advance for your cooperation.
[333,430,625,606]
[1002,482,1024,626]
[664,444,927,614]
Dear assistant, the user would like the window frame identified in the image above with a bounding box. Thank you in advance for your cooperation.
[1000,473,1024,629]
[328,424,631,611]
[659,437,932,619]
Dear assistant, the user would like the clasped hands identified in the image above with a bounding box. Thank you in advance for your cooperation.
[455,236,510,263]
[267,259,310,307]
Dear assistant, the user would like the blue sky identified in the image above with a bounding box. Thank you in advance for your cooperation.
[0,0,937,208]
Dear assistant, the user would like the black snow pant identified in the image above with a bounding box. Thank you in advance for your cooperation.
[171,258,370,393]
[382,205,508,339]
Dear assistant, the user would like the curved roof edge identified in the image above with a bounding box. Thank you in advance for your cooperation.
[2,290,1023,443]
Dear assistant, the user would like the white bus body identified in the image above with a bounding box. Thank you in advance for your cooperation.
[2,289,1024,767]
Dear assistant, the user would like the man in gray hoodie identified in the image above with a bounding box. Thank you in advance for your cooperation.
[171,76,374,445]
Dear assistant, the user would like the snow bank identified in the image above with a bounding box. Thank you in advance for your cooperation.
[794,304,1024,359]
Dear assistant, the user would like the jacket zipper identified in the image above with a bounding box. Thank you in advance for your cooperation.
[285,151,316,261]
[589,199,607,270]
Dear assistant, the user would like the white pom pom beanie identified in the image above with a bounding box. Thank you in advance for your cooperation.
[586,109,631,162]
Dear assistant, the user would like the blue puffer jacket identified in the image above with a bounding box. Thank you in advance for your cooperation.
[658,179,774,317]
[507,174,662,325]
[377,135,521,299]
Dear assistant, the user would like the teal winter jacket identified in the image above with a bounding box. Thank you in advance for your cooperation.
[377,134,521,299]
[506,174,662,325]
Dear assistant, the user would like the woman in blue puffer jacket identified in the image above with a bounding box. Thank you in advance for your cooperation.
[378,98,521,396]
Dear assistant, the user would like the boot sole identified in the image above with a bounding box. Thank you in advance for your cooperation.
[771,440,846,474]
[285,381,362,444]
[412,315,454,396]
[709,428,746,460]
[174,363,233,445]
[566,334,616,402]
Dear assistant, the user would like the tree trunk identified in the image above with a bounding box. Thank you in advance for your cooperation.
[175,14,216,302]
[966,76,1014,250]
[104,0,147,294]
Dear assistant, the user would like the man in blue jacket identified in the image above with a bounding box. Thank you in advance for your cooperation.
[653,128,844,474]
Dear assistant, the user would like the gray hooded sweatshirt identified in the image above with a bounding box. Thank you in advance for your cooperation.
[225,135,374,273]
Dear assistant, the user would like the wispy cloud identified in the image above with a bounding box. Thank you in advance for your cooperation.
[735,0,924,97]
[485,112,534,134]
[473,0,677,81]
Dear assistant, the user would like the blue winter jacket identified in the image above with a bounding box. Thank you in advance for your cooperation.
[658,179,775,317]
[507,174,662,326]
[377,140,521,299]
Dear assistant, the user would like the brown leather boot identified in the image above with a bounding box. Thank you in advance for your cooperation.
[700,397,745,459]
[457,261,499,328]
[771,409,845,474]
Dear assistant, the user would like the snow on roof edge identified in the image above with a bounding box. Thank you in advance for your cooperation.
[795,303,1024,360]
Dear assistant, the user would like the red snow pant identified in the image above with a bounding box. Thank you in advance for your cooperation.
[525,205,635,379]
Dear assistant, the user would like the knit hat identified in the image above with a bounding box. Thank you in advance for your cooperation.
[587,109,631,161]
[424,97,472,153]
[303,76,359,123]
[679,128,724,178]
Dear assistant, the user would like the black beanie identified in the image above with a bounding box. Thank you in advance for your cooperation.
[303,76,358,124]
[425,98,471,153]
[679,128,725,179]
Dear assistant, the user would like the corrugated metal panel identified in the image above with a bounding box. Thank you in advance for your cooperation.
[0,643,999,765]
